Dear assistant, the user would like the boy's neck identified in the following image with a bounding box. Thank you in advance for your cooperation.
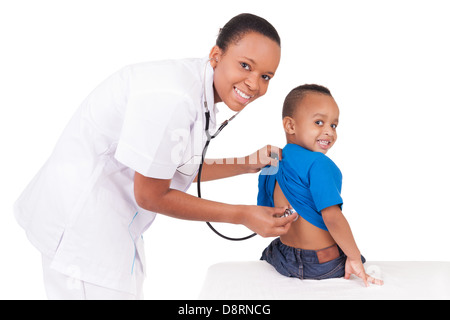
[285,140,328,155]
[285,139,312,152]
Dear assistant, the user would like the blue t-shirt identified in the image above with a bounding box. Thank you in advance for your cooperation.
[257,144,343,231]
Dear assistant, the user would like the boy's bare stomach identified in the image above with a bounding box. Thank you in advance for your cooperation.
[274,181,336,250]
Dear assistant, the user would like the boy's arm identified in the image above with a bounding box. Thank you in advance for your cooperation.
[322,205,383,286]
[321,205,361,260]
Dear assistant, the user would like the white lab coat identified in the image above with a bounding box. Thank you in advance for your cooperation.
[14,57,217,295]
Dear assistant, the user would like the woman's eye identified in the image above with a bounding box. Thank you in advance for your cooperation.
[262,75,271,81]
[240,62,250,70]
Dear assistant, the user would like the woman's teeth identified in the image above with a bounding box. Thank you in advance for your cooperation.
[234,87,251,99]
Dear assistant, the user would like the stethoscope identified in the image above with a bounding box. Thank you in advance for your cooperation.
[196,59,256,241]
[197,60,296,241]
[196,111,256,241]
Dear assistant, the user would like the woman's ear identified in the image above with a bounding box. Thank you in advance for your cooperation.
[283,117,296,135]
[208,45,222,69]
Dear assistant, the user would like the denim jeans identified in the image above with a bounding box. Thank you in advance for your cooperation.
[261,238,366,280]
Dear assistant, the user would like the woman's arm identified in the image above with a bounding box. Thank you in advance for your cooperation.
[134,172,296,238]
[194,145,281,182]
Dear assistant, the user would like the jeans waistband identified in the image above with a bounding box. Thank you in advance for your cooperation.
[278,239,343,264]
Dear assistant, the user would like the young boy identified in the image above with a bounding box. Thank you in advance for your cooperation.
[258,84,383,286]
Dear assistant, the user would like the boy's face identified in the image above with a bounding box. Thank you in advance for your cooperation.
[283,93,340,154]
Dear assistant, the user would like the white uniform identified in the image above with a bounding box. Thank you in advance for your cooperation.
[14,57,217,297]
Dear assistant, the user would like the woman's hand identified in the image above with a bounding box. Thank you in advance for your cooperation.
[245,145,282,173]
[239,205,296,238]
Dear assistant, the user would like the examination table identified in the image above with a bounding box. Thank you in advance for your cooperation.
[199,261,450,299]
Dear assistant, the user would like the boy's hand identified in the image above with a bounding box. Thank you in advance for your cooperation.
[344,258,384,287]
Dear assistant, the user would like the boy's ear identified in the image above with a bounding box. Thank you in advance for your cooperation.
[283,117,296,135]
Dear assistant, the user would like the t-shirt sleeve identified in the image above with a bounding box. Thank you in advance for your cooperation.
[115,91,196,179]
[257,170,276,207]
[308,156,343,212]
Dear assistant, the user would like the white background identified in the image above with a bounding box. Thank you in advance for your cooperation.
[1,0,449,299]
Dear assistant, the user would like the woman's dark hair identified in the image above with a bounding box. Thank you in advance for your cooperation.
[216,13,281,52]
[282,84,333,118]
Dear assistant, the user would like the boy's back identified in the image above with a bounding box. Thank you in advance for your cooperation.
[258,144,341,250]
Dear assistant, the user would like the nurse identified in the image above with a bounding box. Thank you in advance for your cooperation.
[14,13,296,299]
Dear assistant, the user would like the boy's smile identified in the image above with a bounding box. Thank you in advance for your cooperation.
[283,92,340,154]
[317,139,332,151]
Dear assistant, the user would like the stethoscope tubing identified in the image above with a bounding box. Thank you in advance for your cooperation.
[197,110,257,241]
[199,59,256,240]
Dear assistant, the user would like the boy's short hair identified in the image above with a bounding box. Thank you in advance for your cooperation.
[282,84,333,119]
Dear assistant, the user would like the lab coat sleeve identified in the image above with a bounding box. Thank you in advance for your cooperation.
[115,91,196,179]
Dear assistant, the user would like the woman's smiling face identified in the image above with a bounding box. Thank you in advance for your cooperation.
[209,31,281,112]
